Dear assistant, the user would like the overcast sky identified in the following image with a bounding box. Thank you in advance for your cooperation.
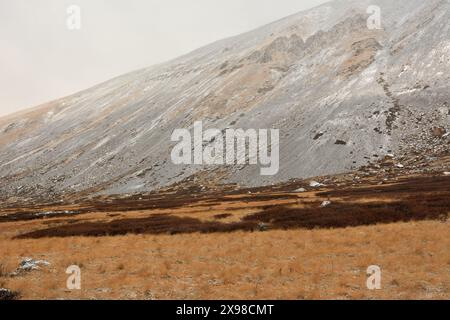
[0,0,328,117]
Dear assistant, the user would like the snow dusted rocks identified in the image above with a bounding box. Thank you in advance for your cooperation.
[310,181,325,188]
[19,258,50,271]
[34,210,79,217]
[10,258,51,276]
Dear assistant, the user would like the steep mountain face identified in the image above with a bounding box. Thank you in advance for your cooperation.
[1,0,449,201]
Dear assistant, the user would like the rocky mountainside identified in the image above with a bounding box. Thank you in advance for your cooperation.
[0,0,449,202]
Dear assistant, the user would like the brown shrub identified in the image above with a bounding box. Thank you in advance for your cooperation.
[16,215,258,239]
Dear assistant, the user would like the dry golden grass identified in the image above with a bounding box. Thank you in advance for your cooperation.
[1,219,449,300]
[1,175,449,300]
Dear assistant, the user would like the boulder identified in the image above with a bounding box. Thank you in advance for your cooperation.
[309,181,324,188]
[320,201,332,207]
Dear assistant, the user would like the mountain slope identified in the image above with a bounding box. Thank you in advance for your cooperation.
[1,0,449,201]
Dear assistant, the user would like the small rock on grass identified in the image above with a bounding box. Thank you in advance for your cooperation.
[309,181,324,188]
[19,257,50,271]
[11,257,51,276]
[320,201,332,208]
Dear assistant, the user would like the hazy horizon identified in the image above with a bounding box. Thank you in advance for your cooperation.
[0,0,328,117]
